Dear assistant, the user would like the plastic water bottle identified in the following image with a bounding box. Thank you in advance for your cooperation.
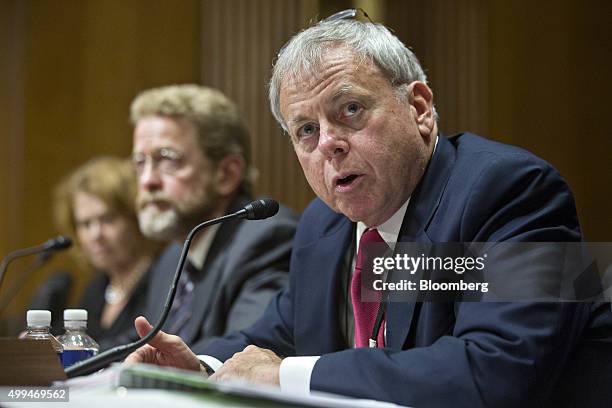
[57,309,99,368]
[24,310,64,362]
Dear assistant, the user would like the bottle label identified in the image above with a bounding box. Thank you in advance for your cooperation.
[61,349,97,368]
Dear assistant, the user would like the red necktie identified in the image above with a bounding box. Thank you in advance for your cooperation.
[351,228,386,348]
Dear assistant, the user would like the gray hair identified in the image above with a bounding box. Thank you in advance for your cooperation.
[269,19,430,132]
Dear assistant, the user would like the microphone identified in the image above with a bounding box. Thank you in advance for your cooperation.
[236,198,279,220]
[0,257,72,317]
[42,236,72,251]
[65,198,279,378]
[0,236,73,290]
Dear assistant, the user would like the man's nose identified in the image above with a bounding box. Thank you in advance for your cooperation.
[317,122,349,159]
[89,220,103,240]
[138,159,162,191]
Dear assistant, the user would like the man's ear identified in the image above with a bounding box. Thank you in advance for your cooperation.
[214,154,246,197]
[406,81,435,136]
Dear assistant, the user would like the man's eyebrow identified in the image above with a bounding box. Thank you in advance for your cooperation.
[284,84,360,129]
[132,146,176,156]
[287,116,310,129]
[331,85,354,104]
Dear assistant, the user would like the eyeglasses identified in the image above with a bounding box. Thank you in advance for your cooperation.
[132,147,185,176]
[321,8,373,24]
[276,8,374,59]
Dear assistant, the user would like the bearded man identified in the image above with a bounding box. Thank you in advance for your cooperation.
[130,85,297,353]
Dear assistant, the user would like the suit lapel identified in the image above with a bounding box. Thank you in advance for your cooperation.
[171,195,251,344]
[294,215,354,354]
[147,243,182,325]
[178,262,219,343]
[386,135,456,349]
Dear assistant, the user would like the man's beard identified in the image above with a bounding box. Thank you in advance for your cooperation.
[137,184,219,242]
[138,206,182,241]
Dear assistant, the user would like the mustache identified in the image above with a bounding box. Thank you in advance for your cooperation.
[137,191,169,208]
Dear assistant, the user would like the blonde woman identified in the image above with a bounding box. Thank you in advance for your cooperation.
[54,156,162,350]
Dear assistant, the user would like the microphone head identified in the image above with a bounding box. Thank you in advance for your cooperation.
[243,198,279,220]
[45,236,72,251]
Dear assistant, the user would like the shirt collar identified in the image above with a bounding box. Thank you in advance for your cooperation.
[356,198,410,250]
[187,223,221,270]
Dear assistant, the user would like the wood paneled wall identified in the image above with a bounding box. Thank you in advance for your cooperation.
[386,0,611,240]
[487,1,611,241]
[0,0,26,262]
[386,0,489,136]
[200,0,317,211]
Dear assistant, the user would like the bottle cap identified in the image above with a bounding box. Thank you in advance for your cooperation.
[63,309,88,321]
[27,310,51,327]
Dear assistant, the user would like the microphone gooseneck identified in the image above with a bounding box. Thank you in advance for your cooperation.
[0,236,73,291]
[65,198,280,378]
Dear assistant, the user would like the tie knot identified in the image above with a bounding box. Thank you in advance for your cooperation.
[356,228,386,271]
[359,228,385,246]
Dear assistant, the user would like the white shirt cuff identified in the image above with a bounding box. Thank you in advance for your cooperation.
[197,354,224,373]
[279,356,320,396]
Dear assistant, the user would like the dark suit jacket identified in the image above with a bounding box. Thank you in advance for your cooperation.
[204,133,612,407]
[144,195,298,354]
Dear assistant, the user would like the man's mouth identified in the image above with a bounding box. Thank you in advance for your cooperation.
[336,174,359,186]
[334,173,363,192]
[140,200,169,211]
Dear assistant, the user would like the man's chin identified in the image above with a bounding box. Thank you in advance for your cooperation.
[138,209,181,242]
[338,203,383,227]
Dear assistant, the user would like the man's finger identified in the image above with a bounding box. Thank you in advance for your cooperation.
[124,344,153,365]
[134,315,183,351]
[134,316,153,338]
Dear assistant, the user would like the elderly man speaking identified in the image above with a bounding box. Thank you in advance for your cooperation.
[126,11,611,407]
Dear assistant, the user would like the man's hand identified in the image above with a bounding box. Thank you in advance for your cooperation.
[210,345,281,386]
[124,316,202,372]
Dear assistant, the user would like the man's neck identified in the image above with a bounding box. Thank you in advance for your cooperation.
[174,198,235,270]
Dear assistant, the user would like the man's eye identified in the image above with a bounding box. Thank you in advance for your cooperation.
[132,156,145,170]
[158,148,183,172]
[160,156,178,164]
[298,123,318,139]
[159,148,182,163]
[343,102,361,117]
